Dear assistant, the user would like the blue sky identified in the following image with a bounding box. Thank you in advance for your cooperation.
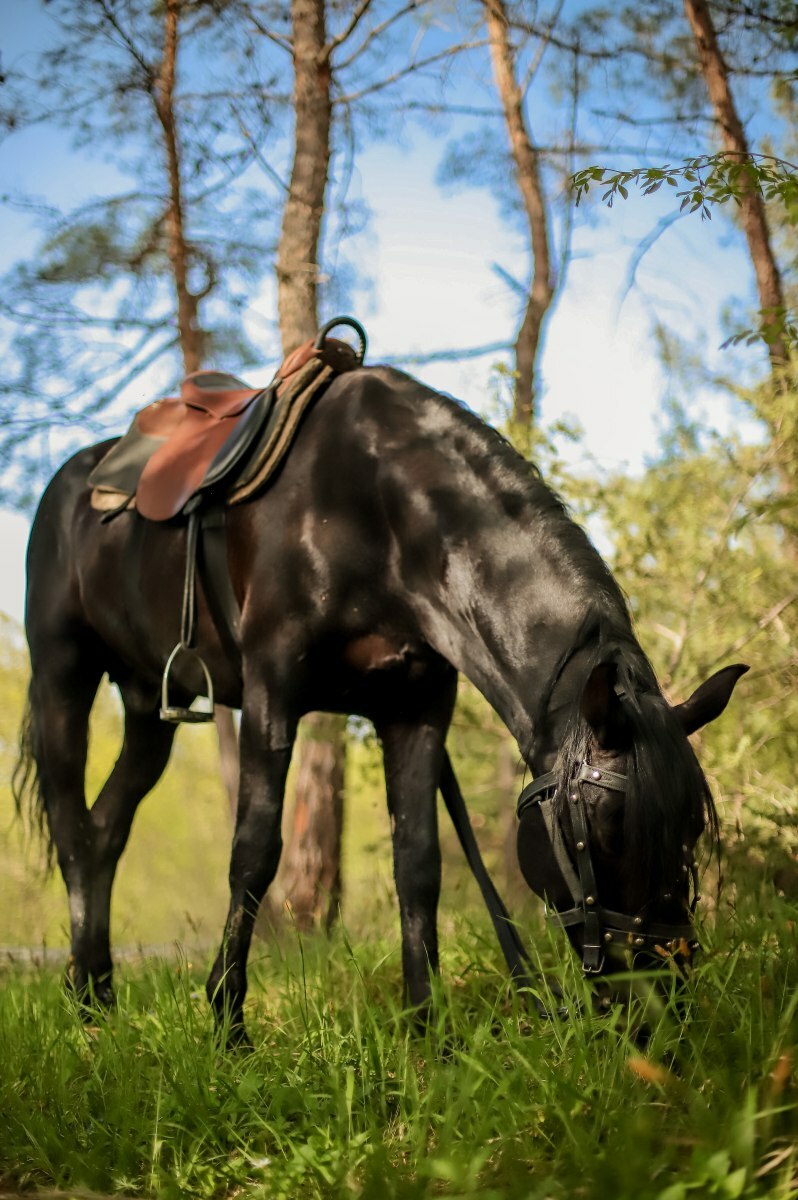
[0,0,771,623]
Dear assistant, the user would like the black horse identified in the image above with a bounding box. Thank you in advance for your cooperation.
[15,365,745,1041]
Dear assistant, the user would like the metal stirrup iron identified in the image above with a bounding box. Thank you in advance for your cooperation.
[160,505,215,723]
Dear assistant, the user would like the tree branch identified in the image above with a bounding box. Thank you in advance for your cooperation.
[333,1,429,71]
[697,592,798,679]
[521,0,565,98]
[381,340,511,366]
[95,0,155,89]
[333,42,486,105]
[229,105,289,193]
[554,41,581,298]
[245,9,293,54]
[321,0,376,63]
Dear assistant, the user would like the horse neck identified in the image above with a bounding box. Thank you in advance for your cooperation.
[382,394,632,762]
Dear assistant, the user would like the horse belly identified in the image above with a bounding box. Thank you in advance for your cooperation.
[75,505,244,707]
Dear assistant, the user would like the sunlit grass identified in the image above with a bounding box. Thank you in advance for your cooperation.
[2,886,797,1199]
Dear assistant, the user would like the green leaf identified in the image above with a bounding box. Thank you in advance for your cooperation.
[657,1185,687,1200]
[722,1168,747,1199]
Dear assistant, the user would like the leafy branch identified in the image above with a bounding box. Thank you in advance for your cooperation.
[571,153,798,354]
[571,152,798,219]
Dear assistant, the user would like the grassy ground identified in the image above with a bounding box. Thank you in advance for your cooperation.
[2,620,797,1197]
[1,882,797,1200]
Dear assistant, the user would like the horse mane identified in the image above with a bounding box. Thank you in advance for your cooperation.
[548,619,718,912]
[425,388,630,615]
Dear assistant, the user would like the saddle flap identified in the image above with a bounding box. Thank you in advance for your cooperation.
[137,410,233,520]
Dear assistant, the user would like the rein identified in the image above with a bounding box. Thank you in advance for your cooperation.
[438,752,564,1018]
[517,762,699,973]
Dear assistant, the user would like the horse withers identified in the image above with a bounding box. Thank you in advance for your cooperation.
[15,363,746,1043]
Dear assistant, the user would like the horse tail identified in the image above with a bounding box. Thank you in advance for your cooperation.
[12,684,53,869]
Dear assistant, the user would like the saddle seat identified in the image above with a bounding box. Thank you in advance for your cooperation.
[89,321,365,521]
[134,372,273,520]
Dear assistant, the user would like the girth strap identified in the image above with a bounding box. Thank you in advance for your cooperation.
[197,505,243,672]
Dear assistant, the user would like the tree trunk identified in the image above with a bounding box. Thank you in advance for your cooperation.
[154,0,240,814]
[273,0,345,932]
[483,0,556,432]
[215,707,240,820]
[277,0,332,352]
[683,0,787,370]
[270,713,346,930]
[153,0,205,374]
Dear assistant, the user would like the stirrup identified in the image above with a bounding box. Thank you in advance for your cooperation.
[160,643,215,724]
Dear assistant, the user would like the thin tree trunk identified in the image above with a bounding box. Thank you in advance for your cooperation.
[483,0,556,431]
[153,0,204,374]
[683,0,787,370]
[270,714,345,931]
[154,0,240,812]
[277,0,332,352]
[272,0,346,932]
[215,707,240,820]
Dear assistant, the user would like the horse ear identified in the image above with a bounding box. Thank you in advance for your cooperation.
[673,663,749,736]
[581,661,628,749]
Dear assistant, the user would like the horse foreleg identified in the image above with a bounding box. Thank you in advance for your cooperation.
[207,703,295,1045]
[378,679,456,1014]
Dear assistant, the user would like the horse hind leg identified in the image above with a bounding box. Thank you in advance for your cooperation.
[20,629,102,1000]
[21,635,175,1007]
[73,686,176,1004]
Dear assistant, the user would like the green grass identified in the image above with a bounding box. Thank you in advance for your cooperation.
[2,624,797,1197]
[2,884,797,1200]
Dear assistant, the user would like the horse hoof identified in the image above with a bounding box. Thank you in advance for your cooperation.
[225,1024,255,1054]
[93,980,116,1010]
[64,960,116,1017]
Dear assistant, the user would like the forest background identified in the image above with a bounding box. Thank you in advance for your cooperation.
[0,0,796,954]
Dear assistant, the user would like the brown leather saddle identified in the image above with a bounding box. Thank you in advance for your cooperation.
[90,318,366,521]
[88,317,367,722]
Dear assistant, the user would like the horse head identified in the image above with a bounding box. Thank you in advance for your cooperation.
[516,655,748,998]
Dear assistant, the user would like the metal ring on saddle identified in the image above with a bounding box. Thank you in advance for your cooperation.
[314,316,367,364]
[160,643,215,724]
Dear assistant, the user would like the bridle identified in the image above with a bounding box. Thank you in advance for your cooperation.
[517,761,700,974]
